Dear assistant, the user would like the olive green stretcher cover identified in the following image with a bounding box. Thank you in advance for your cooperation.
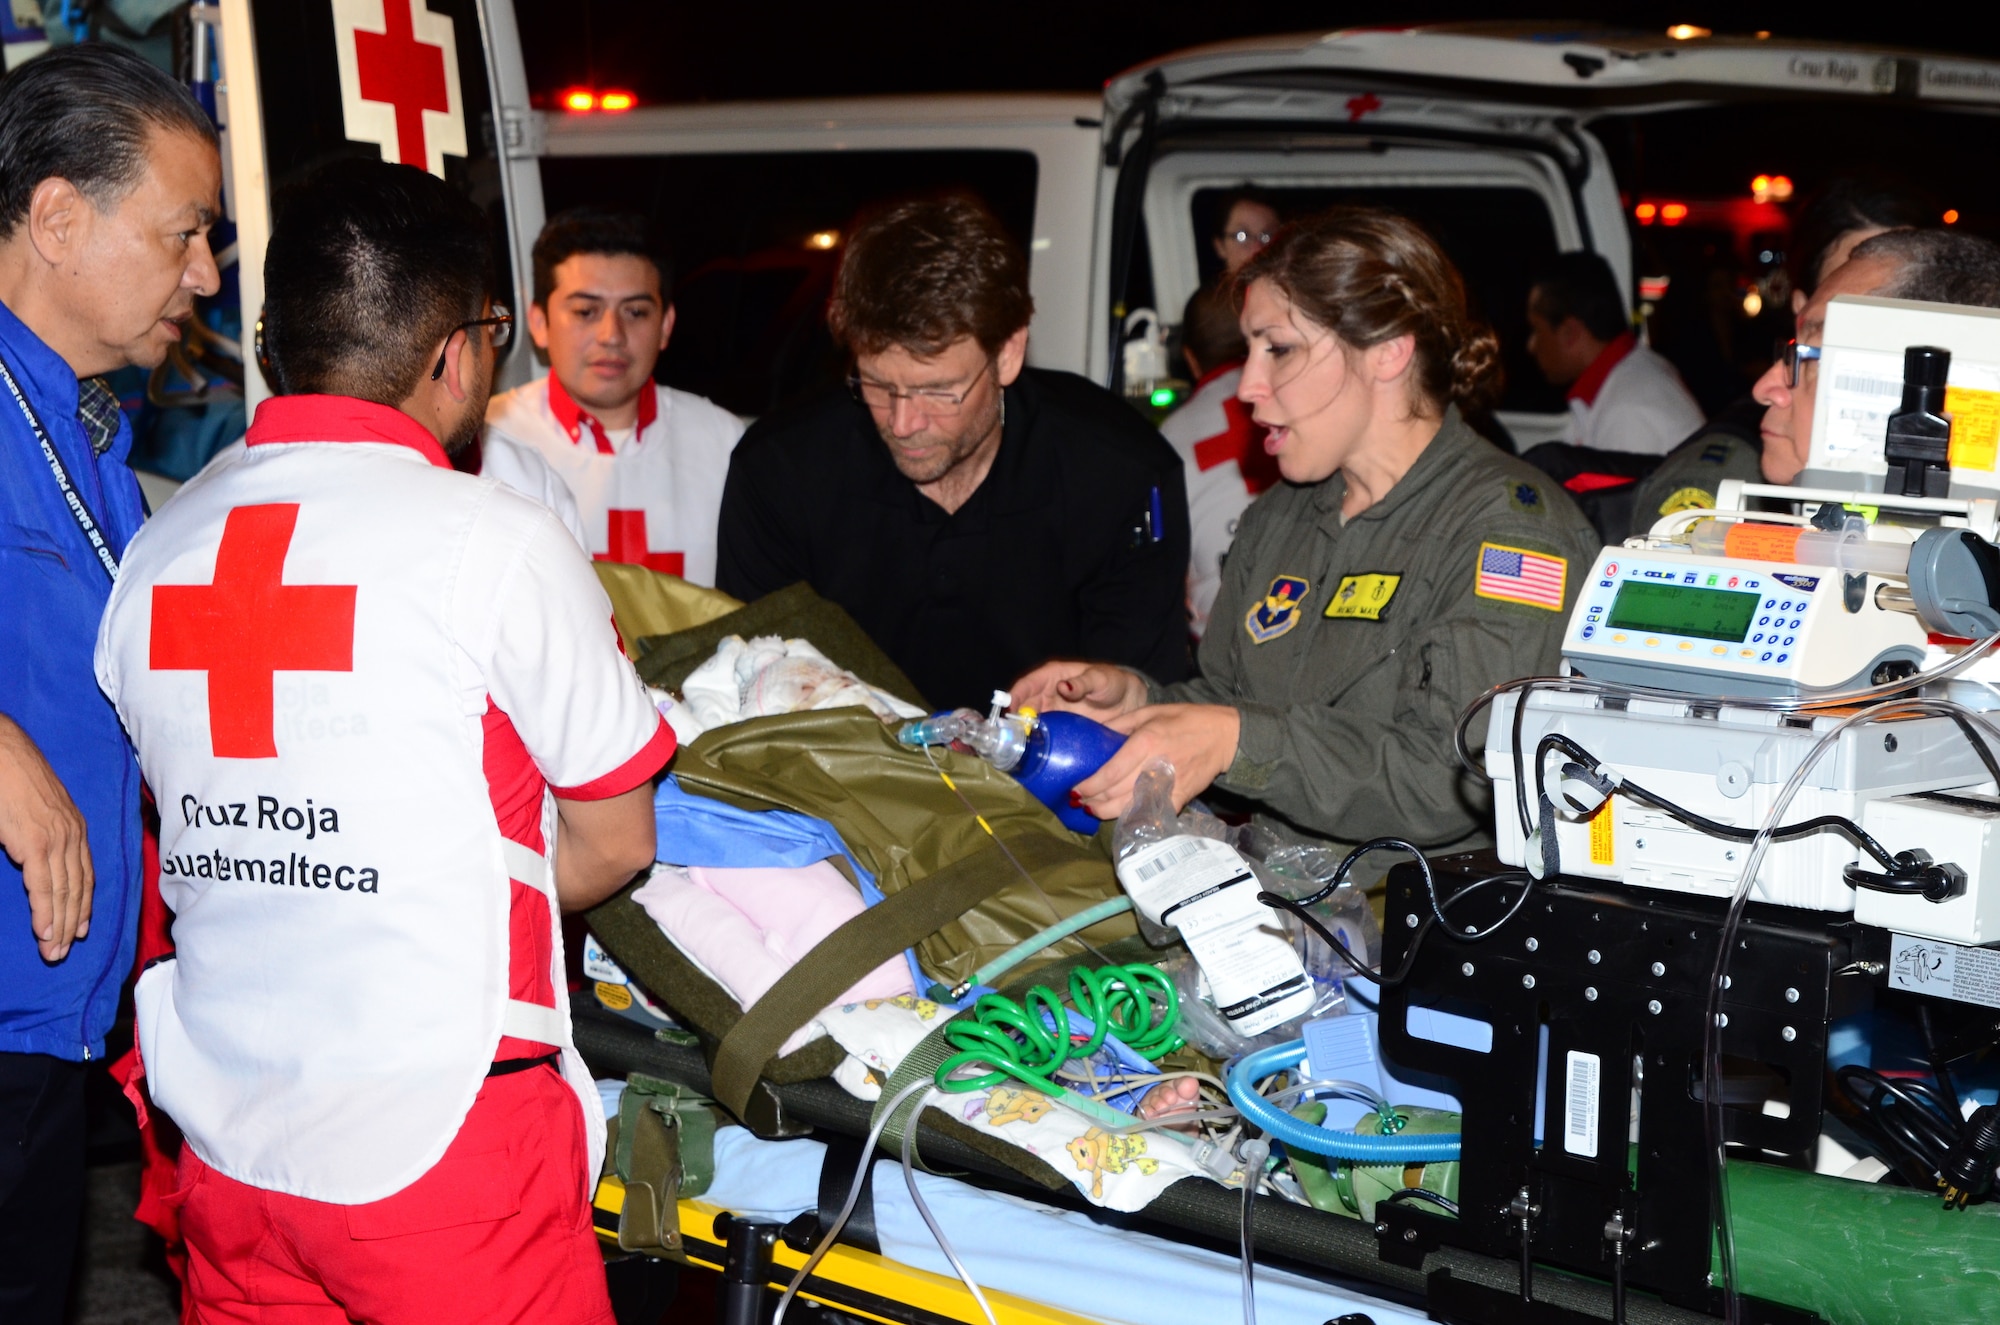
[586,579,1136,1125]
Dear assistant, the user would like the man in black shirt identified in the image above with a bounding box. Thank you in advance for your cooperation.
[716,196,1189,709]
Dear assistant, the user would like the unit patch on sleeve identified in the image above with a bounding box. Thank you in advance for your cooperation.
[1324,573,1402,621]
[1474,542,1567,612]
[1245,574,1311,643]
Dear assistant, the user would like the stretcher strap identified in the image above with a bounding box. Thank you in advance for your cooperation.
[869,1014,966,1164]
[710,829,1077,1123]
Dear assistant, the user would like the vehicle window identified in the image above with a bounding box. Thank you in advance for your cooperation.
[538,150,1038,419]
[1191,185,1566,417]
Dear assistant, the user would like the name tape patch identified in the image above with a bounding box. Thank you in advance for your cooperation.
[1325,572,1402,621]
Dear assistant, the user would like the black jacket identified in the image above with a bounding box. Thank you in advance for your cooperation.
[717,368,1191,709]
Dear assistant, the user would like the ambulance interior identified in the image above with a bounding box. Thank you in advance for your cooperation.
[91,9,2000,1325]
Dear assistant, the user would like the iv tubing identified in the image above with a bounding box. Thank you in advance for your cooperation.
[1226,1042,1461,1162]
[934,896,1135,1001]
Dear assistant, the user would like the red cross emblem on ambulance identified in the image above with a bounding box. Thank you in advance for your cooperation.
[331,0,467,179]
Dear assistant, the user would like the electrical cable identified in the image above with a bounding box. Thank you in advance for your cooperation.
[1920,1004,1963,1118]
[901,1094,999,1325]
[1239,1135,1269,1325]
[1530,730,1902,869]
[1831,1065,1967,1192]
[1381,1187,1460,1218]
[1260,870,1535,989]
[1454,621,2000,841]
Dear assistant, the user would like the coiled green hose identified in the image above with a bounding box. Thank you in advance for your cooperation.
[934,963,1184,1102]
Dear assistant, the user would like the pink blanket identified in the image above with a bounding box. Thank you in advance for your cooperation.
[632,861,915,1053]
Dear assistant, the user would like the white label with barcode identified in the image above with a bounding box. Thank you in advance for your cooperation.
[1116,835,1248,924]
[1116,835,1313,1035]
[1816,347,1903,466]
[1563,1050,1601,1157]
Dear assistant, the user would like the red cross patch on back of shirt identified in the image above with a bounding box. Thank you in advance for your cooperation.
[150,504,358,759]
[596,509,684,578]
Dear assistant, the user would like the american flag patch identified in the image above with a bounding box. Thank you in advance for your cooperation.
[1475,542,1567,611]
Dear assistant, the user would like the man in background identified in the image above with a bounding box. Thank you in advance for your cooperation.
[1627,179,1931,533]
[1159,281,1277,638]
[0,45,220,1323]
[484,208,743,585]
[717,195,1189,709]
[1528,251,1703,457]
[1751,228,2000,487]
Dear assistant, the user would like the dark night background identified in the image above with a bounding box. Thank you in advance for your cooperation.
[516,3,2000,104]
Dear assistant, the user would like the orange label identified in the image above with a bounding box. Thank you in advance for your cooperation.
[1723,523,1802,564]
[1588,797,1615,866]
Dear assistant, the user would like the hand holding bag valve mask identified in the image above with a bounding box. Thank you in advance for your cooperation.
[1112,762,1313,1036]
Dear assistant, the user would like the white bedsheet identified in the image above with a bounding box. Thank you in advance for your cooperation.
[701,1126,1427,1325]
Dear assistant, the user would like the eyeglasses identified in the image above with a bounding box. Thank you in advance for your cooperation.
[1774,337,1822,389]
[431,302,513,381]
[847,358,994,415]
[1225,229,1273,246]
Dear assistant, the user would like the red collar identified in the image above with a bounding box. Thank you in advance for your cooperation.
[1192,359,1244,393]
[245,395,450,470]
[1567,331,1637,407]
[547,373,657,455]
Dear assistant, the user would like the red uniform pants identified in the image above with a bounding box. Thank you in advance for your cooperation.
[174,1062,614,1325]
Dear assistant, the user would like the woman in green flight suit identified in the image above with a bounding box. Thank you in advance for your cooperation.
[1014,207,1601,858]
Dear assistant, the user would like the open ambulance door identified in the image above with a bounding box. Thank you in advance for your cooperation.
[217,0,543,416]
[1094,24,2000,451]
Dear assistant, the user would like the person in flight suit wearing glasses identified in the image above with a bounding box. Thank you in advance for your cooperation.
[1016,208,1601,875]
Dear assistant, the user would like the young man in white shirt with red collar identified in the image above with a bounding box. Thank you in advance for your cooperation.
[96,160,670,1324]
[1527,251,1703,458]
[482,208,743,585]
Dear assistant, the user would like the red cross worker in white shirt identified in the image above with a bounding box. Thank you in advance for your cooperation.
[96,160,671,1325]
[482,208,743,586]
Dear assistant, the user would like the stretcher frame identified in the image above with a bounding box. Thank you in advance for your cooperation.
[573,998,1723,1325]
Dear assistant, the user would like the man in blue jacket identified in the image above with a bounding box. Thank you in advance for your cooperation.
[0,45,220,1322]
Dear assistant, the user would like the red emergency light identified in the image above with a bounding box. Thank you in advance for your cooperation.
[559,88,637,113]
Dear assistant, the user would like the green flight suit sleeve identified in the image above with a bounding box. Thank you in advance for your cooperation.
[1178,515,1590,847]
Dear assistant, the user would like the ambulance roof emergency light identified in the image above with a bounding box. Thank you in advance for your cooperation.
[559,88,637,113]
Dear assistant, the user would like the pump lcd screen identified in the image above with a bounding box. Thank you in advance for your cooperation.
[1605,581,1761,642]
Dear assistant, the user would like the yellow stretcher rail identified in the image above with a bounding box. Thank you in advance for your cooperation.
[594,1175,1101,1325]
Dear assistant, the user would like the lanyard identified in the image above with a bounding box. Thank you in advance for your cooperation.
[0,351,118,581]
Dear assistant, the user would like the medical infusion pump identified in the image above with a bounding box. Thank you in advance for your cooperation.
[1560,542,1927,697]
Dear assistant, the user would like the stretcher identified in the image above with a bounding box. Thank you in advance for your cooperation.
[574,996,1723,1325]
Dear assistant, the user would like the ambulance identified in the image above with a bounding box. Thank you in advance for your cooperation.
[57,7,2000,509]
